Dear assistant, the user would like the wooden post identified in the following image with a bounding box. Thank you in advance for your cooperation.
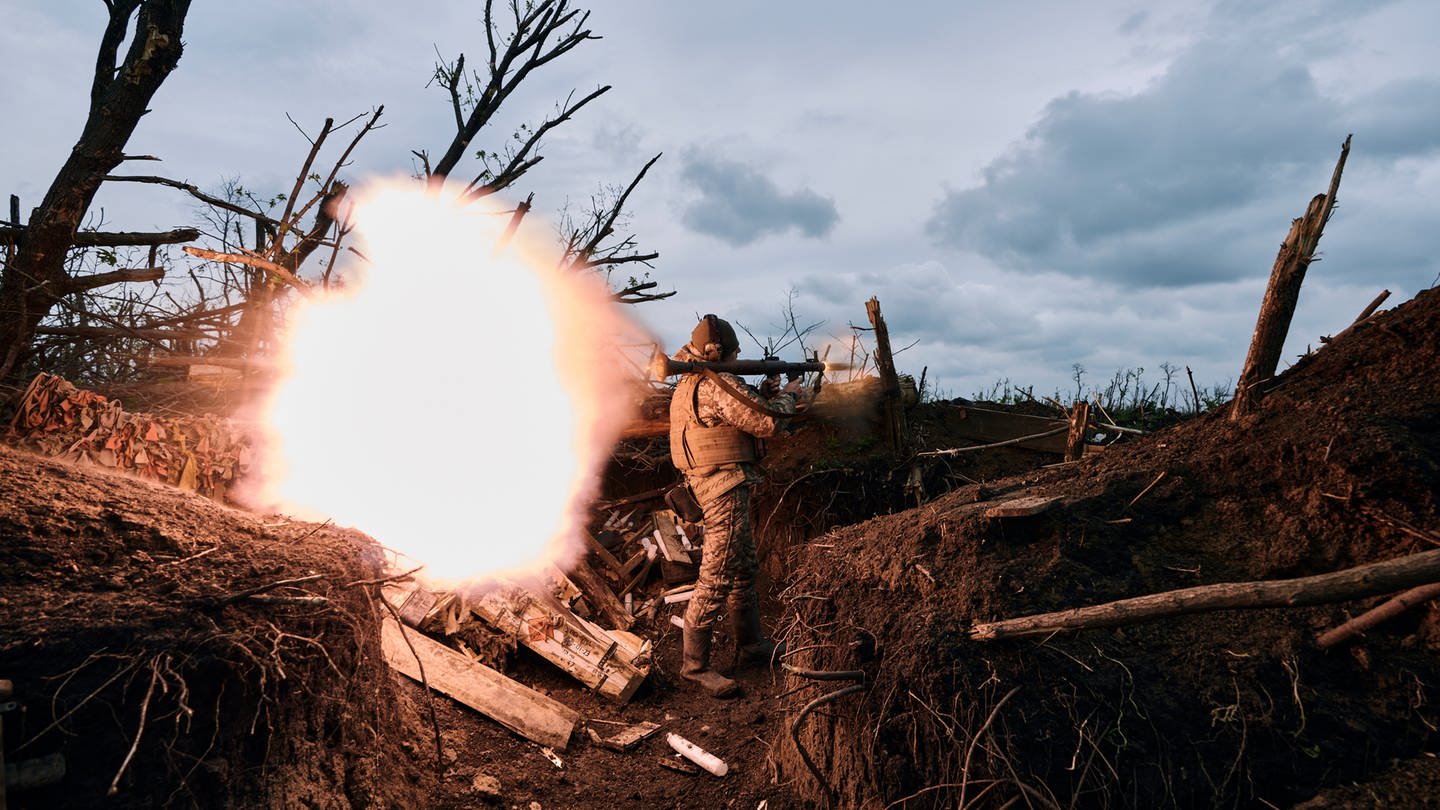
[1065,400,1090,461]
[1232,136,1351,420]
[865,297,908,452]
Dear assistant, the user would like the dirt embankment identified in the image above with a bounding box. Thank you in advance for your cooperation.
[772,288,1440,807]
[0,452,432,808]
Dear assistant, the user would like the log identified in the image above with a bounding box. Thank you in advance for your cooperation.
[1232,136,1351,419]
[971,546,1440,641]
[380,617,579,750]
[1316,581,1440,649]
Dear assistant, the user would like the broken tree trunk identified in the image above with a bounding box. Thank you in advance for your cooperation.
[380,617,579,749]
[1065,401,1090,462]
[1316,581,1440,649]
[971,545,1440,641]
[1231,135,1351,420]
[865,297,909,453]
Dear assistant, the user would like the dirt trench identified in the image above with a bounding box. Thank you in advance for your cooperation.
[1,289,1437,808]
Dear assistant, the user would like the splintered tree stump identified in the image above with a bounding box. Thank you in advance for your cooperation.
[866,297,909,452]
[1232,136,1351,419]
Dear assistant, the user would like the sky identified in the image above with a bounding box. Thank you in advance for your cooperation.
[3,0,1438,403]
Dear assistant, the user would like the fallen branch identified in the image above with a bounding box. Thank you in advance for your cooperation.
[1316,581,1440,649]
[971,546,1440,641]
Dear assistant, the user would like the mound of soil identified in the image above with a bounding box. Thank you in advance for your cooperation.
[0,448,432,808]
[773,288,1440,807]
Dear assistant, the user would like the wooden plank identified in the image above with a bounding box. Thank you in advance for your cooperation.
[651,510,692,564]
[583,530,626,577]
[559,557,635,631]
[471,583,649,703]
[984,496,1060,519]
[951,406,1069,454]
[380,617,578,749]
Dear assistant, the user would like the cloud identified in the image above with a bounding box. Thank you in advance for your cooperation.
[677,153,839,246]
[925,4,1440,290]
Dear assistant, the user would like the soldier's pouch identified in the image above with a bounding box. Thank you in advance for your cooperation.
[665,482,704,523]
[686,466,748,507]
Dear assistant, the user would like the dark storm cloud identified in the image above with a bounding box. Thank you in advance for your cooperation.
[678,154,839,246]
[925,10,1440,289]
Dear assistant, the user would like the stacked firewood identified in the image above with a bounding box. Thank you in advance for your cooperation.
[5,372,253,501]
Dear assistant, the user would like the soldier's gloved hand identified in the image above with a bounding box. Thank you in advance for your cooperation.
[760,375,781,398]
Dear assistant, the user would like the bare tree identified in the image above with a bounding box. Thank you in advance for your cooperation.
[0,0,193,381]
[414,0,666,300]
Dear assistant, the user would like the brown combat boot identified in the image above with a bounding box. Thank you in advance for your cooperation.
[733,600,785,668]
[681,622,739,697]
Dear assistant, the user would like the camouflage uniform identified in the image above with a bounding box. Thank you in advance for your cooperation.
[670,371,795,633]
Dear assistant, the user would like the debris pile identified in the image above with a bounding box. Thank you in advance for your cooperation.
[372,504,714,752]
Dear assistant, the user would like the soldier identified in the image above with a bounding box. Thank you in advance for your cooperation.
[669,314,797,697]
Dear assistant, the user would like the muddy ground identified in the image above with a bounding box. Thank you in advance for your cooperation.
[0,287,1437,808]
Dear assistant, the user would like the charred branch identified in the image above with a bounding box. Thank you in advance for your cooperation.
[461,85,610,201]
[103,176,283,227]
[0,226,200,248]
[61,266,165,294]
[612,279,675,304]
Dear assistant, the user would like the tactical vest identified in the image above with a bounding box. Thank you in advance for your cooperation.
[669,373,758,473]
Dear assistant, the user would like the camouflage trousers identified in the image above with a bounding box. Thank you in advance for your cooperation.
[683,483,759,631]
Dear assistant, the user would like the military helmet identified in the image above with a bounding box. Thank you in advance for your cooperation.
[689,314,739,362]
